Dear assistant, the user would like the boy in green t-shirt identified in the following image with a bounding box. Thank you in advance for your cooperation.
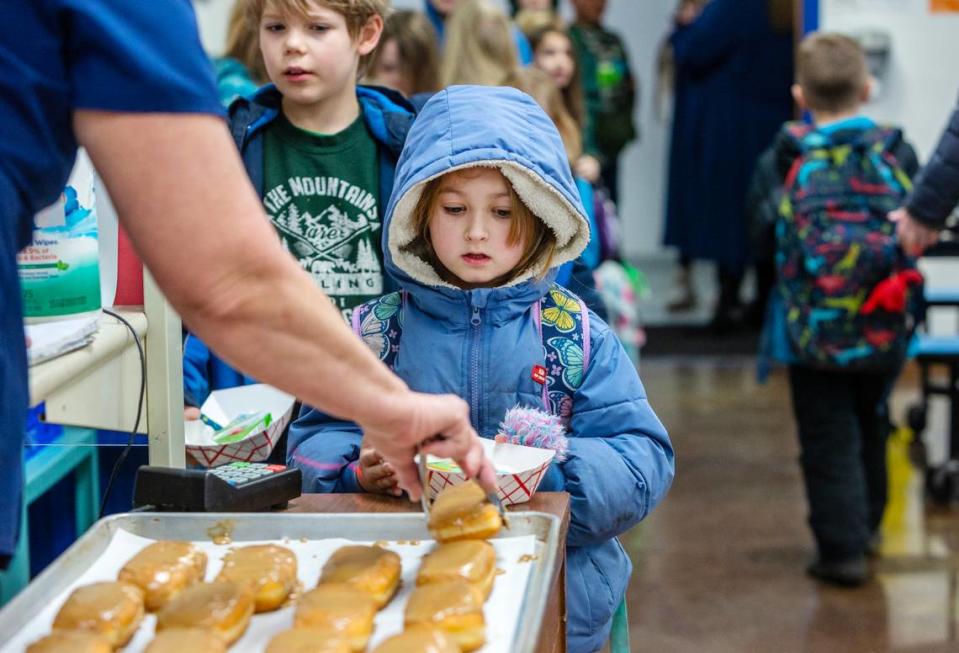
[183,0,417,410]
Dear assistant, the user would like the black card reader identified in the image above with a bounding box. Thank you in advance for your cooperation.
[133,463,302,512]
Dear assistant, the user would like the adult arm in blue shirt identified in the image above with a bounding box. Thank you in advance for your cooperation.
[73,113,494,500]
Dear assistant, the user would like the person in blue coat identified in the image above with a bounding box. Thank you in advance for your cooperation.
[425,0,534,65]
[664,0,794,328]
[288,85,675,652]
[182,83,415,408]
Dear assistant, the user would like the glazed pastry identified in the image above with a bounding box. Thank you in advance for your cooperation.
[428,481,503,542]
[144,628,227,653]
[264,628,351,653]
[417,540,496,600]
[155,581,254,645]
[294,583,377,652]
[319,545,401,608]
[404,580,485,652]
[214,544,297,612]
[118,540,207,611]
[371,625,462,653]
[51,581,145,648]
[26,631,112,653]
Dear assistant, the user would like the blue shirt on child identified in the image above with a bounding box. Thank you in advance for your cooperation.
[0,0,222,563]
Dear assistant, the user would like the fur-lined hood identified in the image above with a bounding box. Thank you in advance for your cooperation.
[382,85,590,303]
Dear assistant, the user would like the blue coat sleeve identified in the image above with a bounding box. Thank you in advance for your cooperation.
[905,93,959,228]
[550,314,675,547]
[182,334,211,408]
[286,405,364,494]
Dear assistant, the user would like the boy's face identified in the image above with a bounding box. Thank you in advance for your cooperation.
[259,2,381,109]
[571,0,606,23]
[428,168,526,289]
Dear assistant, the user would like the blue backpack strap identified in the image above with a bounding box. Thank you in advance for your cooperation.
[533,284,591,422]
[351,291,406,369]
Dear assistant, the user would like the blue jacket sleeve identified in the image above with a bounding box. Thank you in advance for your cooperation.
[286,405,364,494]
[182,334,212,408]
[550,314,675,547]
[905,93,959,228]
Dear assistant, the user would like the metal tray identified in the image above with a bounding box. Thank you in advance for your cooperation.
[0,511,561,652]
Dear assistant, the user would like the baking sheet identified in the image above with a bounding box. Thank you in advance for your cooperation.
[0,512,558,652]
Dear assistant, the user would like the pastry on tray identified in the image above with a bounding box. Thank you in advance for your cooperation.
[294,583,377,652]
[144,627,227,653]
[264,628,351,653]
[416,540,496,600]
[26,630,113,653]
[318,545,401,608]
[118,540,207,611]
[51,581,145,648]
[428,480,503,542]
[214,544,297,612]
[404,579,485,652]
[371,625,462,653]
[155,581,254,645]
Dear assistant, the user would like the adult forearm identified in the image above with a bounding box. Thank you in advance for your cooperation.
[74,111,405,426]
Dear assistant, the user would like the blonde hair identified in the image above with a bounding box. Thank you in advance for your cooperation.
[224,1,268,83]
[405,169,557,286]
[505,68,582,164]
[440,0,519,87]
[245,0,389,75]
[368,10,440,95]
[797,32,868,113]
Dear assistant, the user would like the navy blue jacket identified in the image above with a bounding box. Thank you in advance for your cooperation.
[288,86,674,653]
[183,85,415,406]
[906,92,959,228]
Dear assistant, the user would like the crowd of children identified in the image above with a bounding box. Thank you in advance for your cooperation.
[177,0,934,647]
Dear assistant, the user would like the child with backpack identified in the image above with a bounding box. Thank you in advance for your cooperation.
[754,33,921,586]
[287,85,675,652]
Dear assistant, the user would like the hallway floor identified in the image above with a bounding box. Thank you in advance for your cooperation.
[624,357,959,652]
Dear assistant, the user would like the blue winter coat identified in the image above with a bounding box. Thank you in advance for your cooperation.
[182,85,415,407]
[287,86,674,653]
[424,0,534,65]
[663,0,793,270]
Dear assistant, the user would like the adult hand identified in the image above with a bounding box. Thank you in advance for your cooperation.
[356,440,402,496]
[574,155,601,185]
[889,207,941,257]
[358,392,496,502]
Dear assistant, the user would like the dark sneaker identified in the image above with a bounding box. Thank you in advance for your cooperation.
[806,555,868,587]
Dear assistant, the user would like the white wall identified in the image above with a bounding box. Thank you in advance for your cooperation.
[821,0,959,158]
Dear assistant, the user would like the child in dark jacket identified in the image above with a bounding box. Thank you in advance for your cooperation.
[752,33,920,587]
[288,85,674,652]
[183,0,415,408]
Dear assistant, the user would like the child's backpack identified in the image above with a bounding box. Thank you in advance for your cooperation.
[593,186,623,263]
[776,123,923,370]
[351,284,591,423]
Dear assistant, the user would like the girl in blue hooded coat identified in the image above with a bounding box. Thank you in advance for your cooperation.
[287,85,674,653]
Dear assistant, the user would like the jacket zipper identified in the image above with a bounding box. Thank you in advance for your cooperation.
[468,304,482,432]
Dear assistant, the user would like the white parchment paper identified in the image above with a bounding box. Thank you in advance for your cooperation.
[2,529,539,652]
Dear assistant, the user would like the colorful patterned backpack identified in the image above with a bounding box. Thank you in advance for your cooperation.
[776,123,923,370]
[351,284,591,422]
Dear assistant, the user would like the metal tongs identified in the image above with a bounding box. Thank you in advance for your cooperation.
[417,443,508,528]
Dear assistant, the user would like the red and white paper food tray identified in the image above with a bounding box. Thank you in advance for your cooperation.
[424,438,556,506]
[185,384,295,466]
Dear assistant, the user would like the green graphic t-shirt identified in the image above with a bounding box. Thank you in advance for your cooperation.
[262,113,381,323]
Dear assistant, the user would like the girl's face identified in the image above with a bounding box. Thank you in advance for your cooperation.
[534,32,575,90]
[370,38,411,97]
[428,168,526,289]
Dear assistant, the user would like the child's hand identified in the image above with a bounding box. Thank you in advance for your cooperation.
[574,155,601,184]
[184,406,201,421]
[357,444,402,496]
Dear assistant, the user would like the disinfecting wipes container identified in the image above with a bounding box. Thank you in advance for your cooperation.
[18,150,101,322]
